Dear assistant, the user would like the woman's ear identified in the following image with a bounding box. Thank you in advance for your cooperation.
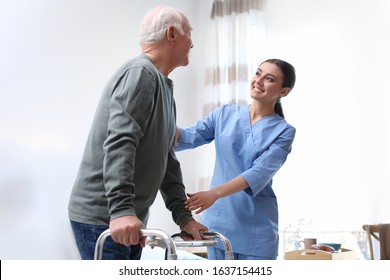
[281,88,291,97]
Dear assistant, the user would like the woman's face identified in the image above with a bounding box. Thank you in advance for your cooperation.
[250,62,289,102]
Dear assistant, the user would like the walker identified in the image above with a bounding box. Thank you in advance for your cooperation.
[94,228,234,260]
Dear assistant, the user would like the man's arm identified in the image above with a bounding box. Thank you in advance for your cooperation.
[104,66,155,244]
[160,147,207,239]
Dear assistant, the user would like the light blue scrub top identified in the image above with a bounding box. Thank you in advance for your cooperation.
[176,104,296,258]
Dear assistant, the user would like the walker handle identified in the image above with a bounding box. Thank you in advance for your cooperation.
[171,231,234,260]
[94,228,177,260]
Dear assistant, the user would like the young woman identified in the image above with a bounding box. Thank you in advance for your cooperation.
[176,59,296,260]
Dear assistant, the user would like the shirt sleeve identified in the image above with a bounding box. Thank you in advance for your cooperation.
[176,108,219,151]
[160,146,194,227]
[241,125,296,197]
[103,66,156,219]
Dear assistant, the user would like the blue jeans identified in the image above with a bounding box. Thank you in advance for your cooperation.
[207,247,275,260]
[70,220,142,260]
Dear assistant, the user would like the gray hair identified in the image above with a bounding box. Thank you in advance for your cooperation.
[139,6,185,44]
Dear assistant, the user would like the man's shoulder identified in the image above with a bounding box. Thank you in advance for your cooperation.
[125,54,156,73]
[109,55,159,85]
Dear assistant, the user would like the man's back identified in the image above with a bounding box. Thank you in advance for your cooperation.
[68,54,176,225]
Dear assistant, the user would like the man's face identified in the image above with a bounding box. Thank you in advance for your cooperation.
[175,18,193,66]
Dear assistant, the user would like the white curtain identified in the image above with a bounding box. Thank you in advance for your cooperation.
[202,0,265,115]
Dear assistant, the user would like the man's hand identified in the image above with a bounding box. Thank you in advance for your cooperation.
[180,220,208,240]
[109,215,145,247]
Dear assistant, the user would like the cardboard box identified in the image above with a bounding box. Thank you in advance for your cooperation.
[285,248,356,260]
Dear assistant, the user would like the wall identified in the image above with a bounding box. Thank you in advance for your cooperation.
[0,0,210,259]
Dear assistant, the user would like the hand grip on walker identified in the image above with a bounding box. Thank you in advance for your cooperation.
[94,228,178,260]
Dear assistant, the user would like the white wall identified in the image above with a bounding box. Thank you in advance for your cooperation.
[0,0,210,259]
[1,0,389,259]
[261,0,390,230]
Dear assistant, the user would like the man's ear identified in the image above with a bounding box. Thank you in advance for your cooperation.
[166,26,175,42]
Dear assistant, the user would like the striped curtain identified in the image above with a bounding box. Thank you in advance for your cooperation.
[203,0,264,115]
[193,0,265,196]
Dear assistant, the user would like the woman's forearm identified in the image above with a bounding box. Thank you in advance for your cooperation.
[213,176,249,199]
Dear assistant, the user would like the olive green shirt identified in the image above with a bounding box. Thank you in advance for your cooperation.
[68,54,193,227]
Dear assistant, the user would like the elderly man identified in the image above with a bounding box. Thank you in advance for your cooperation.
[68,5,207,260]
